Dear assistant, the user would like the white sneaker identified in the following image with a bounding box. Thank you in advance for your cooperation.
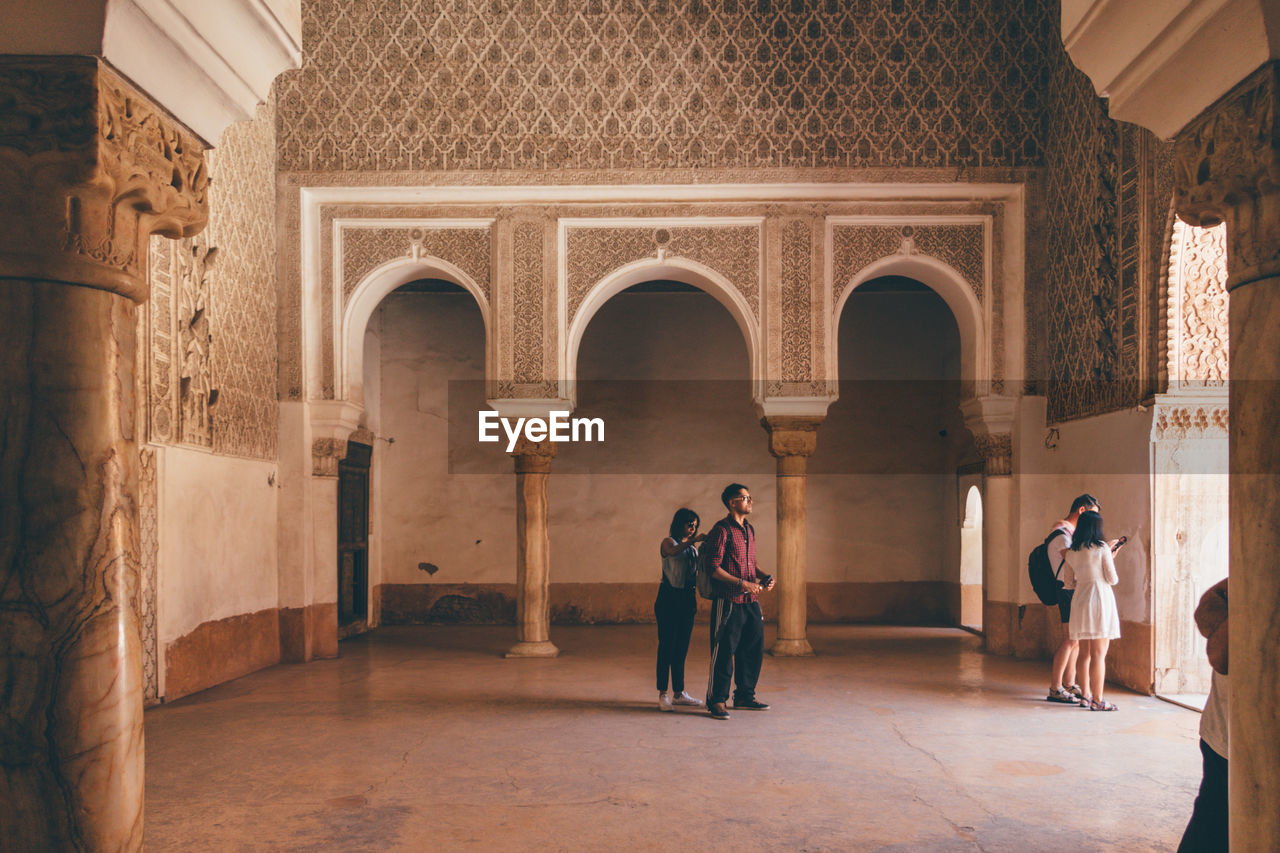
[672,691,704,707]
[658,692,674,712]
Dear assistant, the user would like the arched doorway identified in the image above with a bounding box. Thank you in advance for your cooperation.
[811,274,976,625]
[354,277,502,629]
[959,485,984,631]
[555,278,766,622]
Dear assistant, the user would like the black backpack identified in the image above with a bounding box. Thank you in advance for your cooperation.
[1028,528,1069,605]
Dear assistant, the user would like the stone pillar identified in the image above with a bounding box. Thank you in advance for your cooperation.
[0,58,207,852]
[1173,62,1280,852]
[762,416,823,657]
[961,395,1017,655]
[506,438,559,658]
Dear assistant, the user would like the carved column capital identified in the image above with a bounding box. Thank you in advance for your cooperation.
[762,415,823,476]
[973,433,1013,476]
[0,57,209,301]
[1173,61,1280,291]
[311,438,348,478]
[511,438,557,473]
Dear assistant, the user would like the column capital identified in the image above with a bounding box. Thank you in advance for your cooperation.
[0,57,209,301]
[1173,61,1280,291]
[761,414,824,460]
[973,433,1012,476]
[510,437,557,473]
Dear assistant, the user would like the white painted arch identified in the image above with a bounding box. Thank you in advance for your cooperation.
[562,256,763,405]
[341,256,492,406]
[831,253,989,388]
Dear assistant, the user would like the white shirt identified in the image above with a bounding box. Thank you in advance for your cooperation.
[1200,669,1229,758]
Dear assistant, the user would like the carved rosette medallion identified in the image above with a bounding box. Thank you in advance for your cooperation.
[0,57,208,299]
[974,433,1013,476]
[1174,62,1280,289]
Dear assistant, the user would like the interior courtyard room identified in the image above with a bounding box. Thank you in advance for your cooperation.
[0,0,1276,850]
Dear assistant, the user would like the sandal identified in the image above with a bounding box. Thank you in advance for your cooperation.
[1065,683,1084,699]
[1089,699,1118,712]
[1046,687,1077,704]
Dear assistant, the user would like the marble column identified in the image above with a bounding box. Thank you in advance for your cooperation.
[506,438,559,658]
[0,58,207,852]
[763,416,823,657]
[1173,61,1280,852]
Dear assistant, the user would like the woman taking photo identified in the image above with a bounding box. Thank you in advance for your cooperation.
[1062,510,1123,711]
[655,508,704,711]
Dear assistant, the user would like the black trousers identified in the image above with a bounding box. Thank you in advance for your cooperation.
[654,583,697,692]
[1178,739,1228,853]
[706,599,763,705]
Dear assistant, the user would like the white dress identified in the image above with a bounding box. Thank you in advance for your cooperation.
[1062,544,1121,640]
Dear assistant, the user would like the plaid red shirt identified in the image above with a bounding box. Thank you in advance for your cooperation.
[705,515,758,603]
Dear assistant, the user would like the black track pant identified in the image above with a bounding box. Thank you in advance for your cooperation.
[1177,739,1227,853]
[654,583,697,692]
[705,599,763,705]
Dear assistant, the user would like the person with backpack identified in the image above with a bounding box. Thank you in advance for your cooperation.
[1044,494,1099,704]
[655,507,705,712]
[1061,510,1123,711]
[702,483,774,720]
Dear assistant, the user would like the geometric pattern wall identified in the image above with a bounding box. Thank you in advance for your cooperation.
[1043,52,1173,422]
[277,0,1055,173]
[144,100,279,459]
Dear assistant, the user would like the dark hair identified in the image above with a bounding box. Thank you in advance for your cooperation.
[1069,511,1107,551]
[668,508,700,540]
[1070,494,1100,515]
[721,483,749,509]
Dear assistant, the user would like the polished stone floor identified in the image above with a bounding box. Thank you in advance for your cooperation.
[145,625,1201,851]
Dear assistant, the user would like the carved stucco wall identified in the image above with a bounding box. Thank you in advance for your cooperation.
[1162,220,1229,387]
[145,99,279,459]
[276,0,1055,173]
[315,204,998,401]
[1042,52,1174,422]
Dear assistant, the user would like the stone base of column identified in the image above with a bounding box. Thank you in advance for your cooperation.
[769,638,815,657]
[504,641,561,659]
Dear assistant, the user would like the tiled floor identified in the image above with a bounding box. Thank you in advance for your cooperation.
[145,625,1201,851]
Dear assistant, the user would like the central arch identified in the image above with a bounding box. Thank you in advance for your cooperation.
[342,256,492,406]
[564,257,762,403]
[832,253,988,388]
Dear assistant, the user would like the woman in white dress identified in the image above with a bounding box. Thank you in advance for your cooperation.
[1062,511,1122,711]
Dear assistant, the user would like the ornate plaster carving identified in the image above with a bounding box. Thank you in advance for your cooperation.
[276,0,1053,174]
[512,220,546,384]
[781,219,813,384]
[1165,220,1229,386]
[312,438,348,477]
[974,433,1012,476]
[565,224,760,324]
[145,102,278,459]
[1151,403,1230,441]
[0,57,208,299]
[830,223,984,305]
[138,445,159,706]
[1173,62,1280,289]
[340,225,492,306]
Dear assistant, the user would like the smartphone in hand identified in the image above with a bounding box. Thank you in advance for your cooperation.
[1111,535,1128,553]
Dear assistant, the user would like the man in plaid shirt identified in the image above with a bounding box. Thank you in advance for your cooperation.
[703,483,774,719]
